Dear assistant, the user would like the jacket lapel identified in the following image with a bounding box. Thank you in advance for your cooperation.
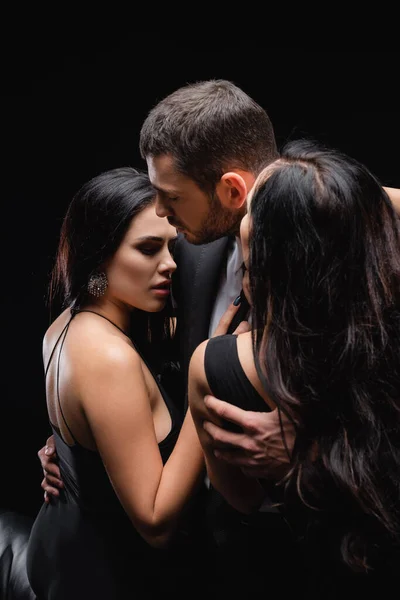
[174,236,231,387]
[187,237,231,360]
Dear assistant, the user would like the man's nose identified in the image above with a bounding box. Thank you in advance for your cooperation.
[155,197,172,218]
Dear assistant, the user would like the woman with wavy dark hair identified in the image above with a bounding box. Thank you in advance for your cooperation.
[190,139,400,590]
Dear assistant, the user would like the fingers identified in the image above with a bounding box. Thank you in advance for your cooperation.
[38,436,58,464]
[43,471,63,487]
[204,395,284,436]
[40,463,63,491]
[204,395,252,430]
[233,320,250,335]
[38,448,62,477]
[38,435,63,490]
[41,477,61,499]
[46,435,57,453]
[212,302,240,337]
[203,419,264,456]
[202,420,245,449]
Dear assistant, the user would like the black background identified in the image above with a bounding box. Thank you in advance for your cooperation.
[2,44,399,516]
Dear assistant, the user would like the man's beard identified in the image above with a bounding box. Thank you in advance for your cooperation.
[188,192,246,245]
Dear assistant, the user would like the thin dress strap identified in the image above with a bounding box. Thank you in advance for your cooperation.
[73,309,128,336]
[45,312,78,444]
[44,315,73,378]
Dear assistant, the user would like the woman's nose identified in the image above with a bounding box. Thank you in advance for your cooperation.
[160,254,177,275]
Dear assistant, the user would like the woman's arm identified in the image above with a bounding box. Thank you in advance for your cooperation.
[188,339,265,515]
[79,339,205,549]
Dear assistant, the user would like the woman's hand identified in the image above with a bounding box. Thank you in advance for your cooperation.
[212,297,250,337]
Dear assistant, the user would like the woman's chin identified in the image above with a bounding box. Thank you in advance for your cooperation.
[147,300,168,313]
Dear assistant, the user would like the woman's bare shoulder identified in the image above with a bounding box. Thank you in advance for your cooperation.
[43,309,140,374]
[43,308,74,356]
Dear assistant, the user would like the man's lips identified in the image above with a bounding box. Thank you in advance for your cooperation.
[168,219,185,230]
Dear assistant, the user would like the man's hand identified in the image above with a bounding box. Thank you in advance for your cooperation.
[202,396,295,480]
[38,435,63,502]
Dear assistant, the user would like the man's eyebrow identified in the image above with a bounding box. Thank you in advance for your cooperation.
[151,183,180,196]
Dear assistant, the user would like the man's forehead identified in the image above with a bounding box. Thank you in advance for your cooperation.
[147,154,176,181]
[147,154,192,194]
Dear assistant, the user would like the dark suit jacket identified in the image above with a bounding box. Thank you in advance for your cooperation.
[171,234,232,408]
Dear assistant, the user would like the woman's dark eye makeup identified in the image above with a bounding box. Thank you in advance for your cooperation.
[138,245,159,256]
[137,238,177,257]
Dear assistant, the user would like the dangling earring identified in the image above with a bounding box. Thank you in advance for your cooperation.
[87,272,108,298]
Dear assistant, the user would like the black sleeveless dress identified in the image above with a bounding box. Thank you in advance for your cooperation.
[203,335,305,597]
[26,311,186,599]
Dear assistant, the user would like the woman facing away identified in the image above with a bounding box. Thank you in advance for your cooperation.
[190,140,400,594]
[26,167,227,599]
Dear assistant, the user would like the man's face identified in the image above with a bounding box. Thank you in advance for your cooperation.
[146,154,243,245]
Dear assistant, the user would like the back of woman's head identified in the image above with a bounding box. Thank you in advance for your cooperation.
[50,167,155,311]
[249,139,400,571]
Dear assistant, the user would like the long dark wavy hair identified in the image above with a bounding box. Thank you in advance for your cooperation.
[48,167,174,368]
[249,139,400,571]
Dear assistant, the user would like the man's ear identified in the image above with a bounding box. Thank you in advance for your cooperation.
[216,171,254,209]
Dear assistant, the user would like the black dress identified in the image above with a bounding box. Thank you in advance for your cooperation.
[203,334,304,597]
[26,311,188,599]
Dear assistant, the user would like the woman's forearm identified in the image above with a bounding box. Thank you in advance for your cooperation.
[147,410,205,547]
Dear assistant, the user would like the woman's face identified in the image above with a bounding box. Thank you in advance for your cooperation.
[105,204,178,312]
[240,213,251,305]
